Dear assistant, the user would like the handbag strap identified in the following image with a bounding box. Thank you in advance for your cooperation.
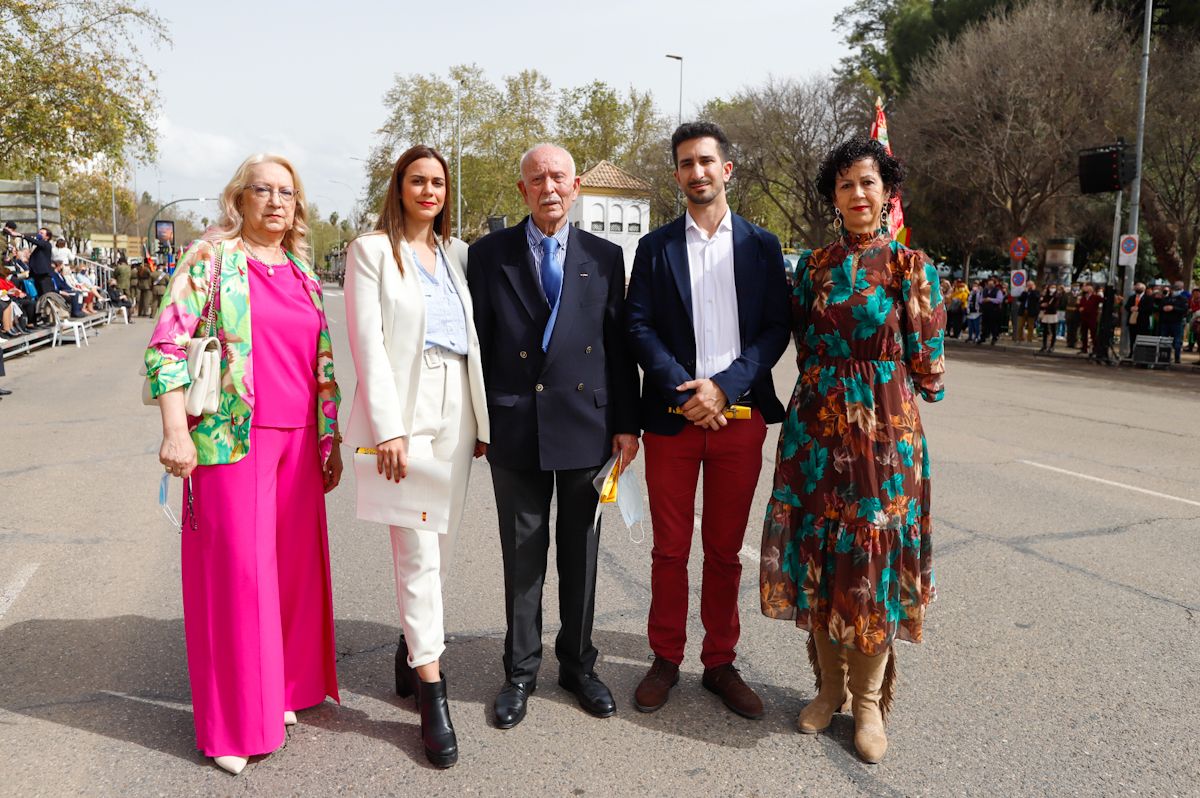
[201,242,223,338]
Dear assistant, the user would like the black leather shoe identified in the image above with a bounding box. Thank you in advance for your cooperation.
[493,681,536,729]
[417,676,458,768]
[0,387,10,396]
[395,633,415,699]
[558,671,616,718]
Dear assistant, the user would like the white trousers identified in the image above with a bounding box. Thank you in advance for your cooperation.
[389,346,477,668]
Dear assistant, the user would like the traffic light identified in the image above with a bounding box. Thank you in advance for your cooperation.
[1078,140,1137,194]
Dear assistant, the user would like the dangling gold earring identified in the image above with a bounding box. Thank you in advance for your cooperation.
[880,205,889,232]
[833,207,843,233]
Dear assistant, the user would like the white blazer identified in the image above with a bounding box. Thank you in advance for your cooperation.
[342,232,490,449]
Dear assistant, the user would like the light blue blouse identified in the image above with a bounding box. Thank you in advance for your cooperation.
[412,246,469,355]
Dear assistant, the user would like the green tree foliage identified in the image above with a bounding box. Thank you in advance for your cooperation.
[364,66,670,240]
[58,170,137,243]
[0,0,168,175]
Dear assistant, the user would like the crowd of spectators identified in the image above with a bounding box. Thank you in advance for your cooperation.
[941,275,1197,365]
[1,221,155,400]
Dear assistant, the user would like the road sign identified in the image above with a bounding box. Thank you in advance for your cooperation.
[1010,237,1030,261]
[1118,234,1138,267]
[1010,269,1027,297]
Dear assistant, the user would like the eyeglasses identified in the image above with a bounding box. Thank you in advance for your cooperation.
[245,184,297,203]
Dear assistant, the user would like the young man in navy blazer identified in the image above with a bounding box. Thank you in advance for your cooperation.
[625,122,790,719]
[469,144,641,730]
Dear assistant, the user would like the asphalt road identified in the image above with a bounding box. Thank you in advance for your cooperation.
[1,298,1197,797]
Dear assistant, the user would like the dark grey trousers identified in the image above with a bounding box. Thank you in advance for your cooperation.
[490,462,603,685]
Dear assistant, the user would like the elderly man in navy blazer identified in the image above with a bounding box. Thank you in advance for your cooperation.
[625,122,790,720]
[468,143,640,730]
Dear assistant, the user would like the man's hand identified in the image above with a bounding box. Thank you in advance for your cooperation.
[611,433,639,466]
[676,378,728,424]
[474,440,488,459]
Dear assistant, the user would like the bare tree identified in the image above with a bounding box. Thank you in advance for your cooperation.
[1140,42,1200,284]
[709,76,871,248]
[895,0,1133,247]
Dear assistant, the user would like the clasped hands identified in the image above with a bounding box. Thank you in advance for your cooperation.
[676,378,728,430]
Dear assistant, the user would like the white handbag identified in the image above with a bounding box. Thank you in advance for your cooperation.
[141,243,224,416]
[352,450,453,532]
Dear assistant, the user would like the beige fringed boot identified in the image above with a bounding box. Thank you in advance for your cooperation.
[846,644,896,764]
[797,632,849,733]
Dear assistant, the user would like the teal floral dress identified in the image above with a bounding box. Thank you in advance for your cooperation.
[759,230,945,655]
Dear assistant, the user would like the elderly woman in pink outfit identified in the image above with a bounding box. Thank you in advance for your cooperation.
[146,153,343,775]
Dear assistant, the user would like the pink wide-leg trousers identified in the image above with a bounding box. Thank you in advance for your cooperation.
[182,424,339,758]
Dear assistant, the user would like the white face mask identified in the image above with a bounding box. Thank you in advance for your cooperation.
[592,453,647,543]
[615,466,645,533]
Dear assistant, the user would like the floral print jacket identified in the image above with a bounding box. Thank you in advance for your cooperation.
[144,237,340,465]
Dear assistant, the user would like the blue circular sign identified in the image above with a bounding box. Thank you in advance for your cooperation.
[1120,236,1137,255]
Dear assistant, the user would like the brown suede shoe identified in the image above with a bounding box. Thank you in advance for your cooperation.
[701,664,764,719]
[634,657,679,713]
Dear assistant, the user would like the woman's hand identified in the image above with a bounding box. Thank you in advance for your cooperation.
[160,428,197,479]
[376,436,408,482]
[323,444,343,493]
[158,388,197,478]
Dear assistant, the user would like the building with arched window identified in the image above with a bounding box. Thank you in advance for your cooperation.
[567,160,652,281]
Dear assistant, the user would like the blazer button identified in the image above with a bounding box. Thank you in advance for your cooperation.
[520,350,528,359]
[585,345,592,354]
[535,383,544,392]
[576,383,584,391]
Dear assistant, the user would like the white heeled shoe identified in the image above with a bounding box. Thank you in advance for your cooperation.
[283,711,297,726]
[213,755,247,775]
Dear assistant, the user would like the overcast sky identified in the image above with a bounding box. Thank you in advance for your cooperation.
[133,0,852,223]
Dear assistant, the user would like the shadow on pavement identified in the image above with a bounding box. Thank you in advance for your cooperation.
[0,616,848,763]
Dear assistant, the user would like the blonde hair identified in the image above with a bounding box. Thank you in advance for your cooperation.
[207,153,311,264]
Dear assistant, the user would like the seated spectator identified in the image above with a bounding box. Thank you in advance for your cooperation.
[0,267,38,330]
[51,238,74,269]
[70,264,105,313]
[105,277,135,323]
[49,262,86,318]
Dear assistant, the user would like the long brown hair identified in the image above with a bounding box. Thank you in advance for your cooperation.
[375,145,452,276]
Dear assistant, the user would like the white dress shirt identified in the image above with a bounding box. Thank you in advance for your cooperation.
[685,210,740,380]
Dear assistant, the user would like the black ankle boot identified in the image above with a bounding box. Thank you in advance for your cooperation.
[418,676,458,768]
[395,633,415,698]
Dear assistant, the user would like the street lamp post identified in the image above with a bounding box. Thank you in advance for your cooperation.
[666,54,683,217]
[455,81,463,240]
[1122,0,1153,308]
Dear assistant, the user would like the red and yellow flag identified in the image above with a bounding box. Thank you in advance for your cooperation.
[869,97,910,246]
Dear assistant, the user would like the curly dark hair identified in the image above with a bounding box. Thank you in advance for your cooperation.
[815,136,905,204]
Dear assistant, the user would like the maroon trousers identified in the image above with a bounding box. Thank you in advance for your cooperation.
[643,411,767,669]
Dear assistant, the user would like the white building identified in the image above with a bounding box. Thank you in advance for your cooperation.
[568,160,652,280]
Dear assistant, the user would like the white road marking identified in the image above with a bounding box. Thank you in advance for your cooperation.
[99,691,190,711]
[1018,460,1200,509]
[0,563,39,620]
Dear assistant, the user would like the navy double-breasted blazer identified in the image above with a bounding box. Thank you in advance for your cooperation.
[468,218,640,471]
[625,212,790,436]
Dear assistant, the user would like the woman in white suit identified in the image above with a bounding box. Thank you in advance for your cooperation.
[343,145,489,768]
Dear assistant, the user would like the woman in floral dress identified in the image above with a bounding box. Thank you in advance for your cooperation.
[760,136,945,764]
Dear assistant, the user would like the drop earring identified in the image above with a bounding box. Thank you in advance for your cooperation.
[880,205,890,233]
[833,207,843,233]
